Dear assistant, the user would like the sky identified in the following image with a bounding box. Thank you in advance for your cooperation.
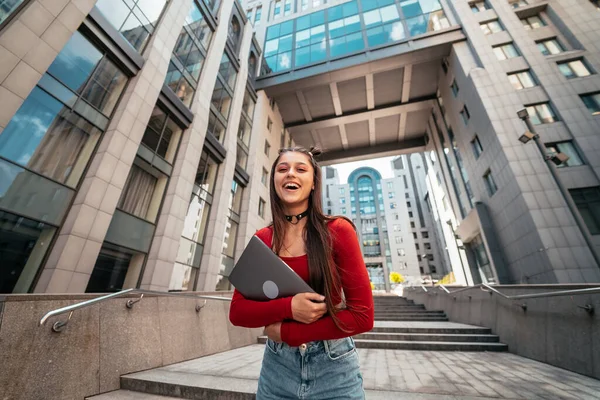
[328,156,396,184]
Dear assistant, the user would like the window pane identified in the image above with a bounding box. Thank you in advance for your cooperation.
[195,150,219,194]
[0,158,74,225]
[120,12,151,51]
[508,74,522,90]
[236,143,248,170]
[81,57,128,115]
[0,211,56,293]
[581,93,600,115]
[0,87,102,185]
[87,244,143,293]
[556,142,584,167]
[535,103,556,123]
[207,111,226,142]
[558,63,575,78]
[494,47,506,60]
[118,163,158,219]
[47,32,103,93]
[401,0,423,18]
[406,15,427,36]
[504,44,518,58]
[527,16,541,28]
[570,60,591,78]
[186,3,213,49]
[95,0,130,32]
[277,51,292,71]
[137,0,167,25]
[518,71,535,88]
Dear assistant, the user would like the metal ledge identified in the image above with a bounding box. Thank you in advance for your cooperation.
[204,132,227,163]
[83,7,145,76]
[234,164,250,187]
[158,85,194,129]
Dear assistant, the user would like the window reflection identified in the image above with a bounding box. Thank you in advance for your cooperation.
[95,0,168,52]
[0,211,57,294]
[261,0,449,74]
[0,0,26,26]
[0,87,103,187]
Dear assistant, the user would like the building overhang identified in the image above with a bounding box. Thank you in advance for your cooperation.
[255,27,466,165]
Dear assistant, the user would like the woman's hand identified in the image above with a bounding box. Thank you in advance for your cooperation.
[291,292,327,324]
[265,322,282,342]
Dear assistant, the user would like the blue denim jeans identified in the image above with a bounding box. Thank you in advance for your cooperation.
[256,337,365,399]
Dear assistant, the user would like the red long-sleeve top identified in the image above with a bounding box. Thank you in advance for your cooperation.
[229,218,374,347]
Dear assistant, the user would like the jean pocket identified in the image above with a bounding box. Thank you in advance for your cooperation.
[265,338,280,354]
[324,337,356,361]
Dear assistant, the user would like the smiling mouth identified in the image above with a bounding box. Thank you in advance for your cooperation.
[283,183,300,191]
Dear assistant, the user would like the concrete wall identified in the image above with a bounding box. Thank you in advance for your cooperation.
[0,292,261,400]
[404,285,600,380]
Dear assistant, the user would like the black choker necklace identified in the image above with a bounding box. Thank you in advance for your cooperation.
[285,210,309,224]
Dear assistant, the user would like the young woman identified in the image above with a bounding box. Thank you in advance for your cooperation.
[229,146,374,399]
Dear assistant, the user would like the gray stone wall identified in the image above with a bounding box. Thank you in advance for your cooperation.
[404,285,600,381]
[0,293,261,399]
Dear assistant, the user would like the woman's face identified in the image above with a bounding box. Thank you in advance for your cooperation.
[274,151,315,211]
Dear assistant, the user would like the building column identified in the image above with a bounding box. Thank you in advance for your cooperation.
[196,10,255,292]
[35,0,189,293]
[142,0,257,291]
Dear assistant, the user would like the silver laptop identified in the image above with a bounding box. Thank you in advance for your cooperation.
[228,235,315,301]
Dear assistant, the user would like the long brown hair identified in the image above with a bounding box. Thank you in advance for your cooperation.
[269,146,348,330]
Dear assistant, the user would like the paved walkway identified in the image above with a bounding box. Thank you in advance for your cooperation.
[126,324,600,400]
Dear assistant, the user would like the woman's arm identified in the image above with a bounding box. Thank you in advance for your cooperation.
[229,289,294,328]
[280,219,374,346]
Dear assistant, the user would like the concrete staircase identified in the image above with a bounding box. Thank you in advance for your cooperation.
[87,295,508,399]
[260,294,506,352]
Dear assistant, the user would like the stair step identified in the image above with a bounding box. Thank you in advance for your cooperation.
[374,317,449,321]
[374,305,425,309]
[256,336,506,351]
[371,326,492,334]
[120,371,256,400]
[353,339,508,352]
[374,311,446,315]
[354,332,500,343]
[87,390,181,399]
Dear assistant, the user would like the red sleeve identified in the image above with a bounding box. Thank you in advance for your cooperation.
[228,227,295,328]
[229,288,294,328]
[280,218,374,346]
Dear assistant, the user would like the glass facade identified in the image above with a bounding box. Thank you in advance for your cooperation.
[0,211,56,293]
[0,31,128,293]
[570,187,600,235]
[171,150,219,291]
[166,1,214,107]
[263,0,449,74]
[217,179,243,290]
[236,90,256,171]
[95,0,169,52]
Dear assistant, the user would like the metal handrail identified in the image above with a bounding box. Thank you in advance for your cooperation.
[413,283,600,301]
[39,288,232,332]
